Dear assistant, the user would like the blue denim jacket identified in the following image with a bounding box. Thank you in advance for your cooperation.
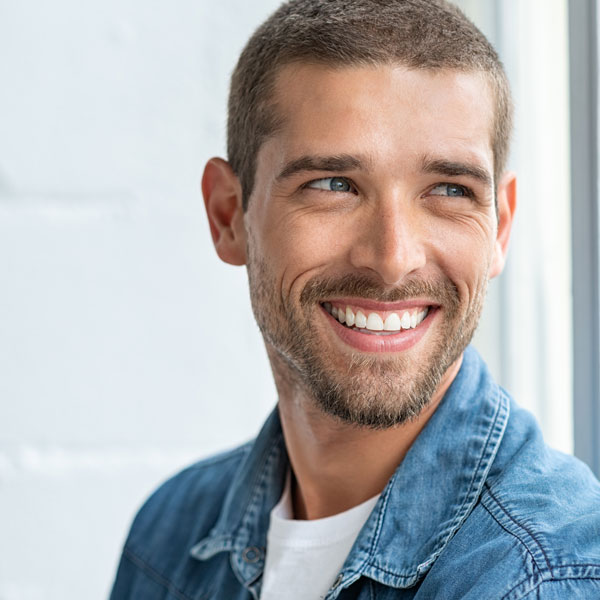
[110,347,600,599]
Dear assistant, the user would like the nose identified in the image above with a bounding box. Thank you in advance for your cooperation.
[348,197,427,285]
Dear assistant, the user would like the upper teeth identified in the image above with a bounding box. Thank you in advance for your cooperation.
[324,304,429,332]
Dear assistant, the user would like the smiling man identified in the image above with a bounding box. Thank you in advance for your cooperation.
[110,1,600,599]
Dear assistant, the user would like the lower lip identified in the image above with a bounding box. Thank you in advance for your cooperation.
[321,306,436,353]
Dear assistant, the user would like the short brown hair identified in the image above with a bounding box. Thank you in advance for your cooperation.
[227,0,513,210]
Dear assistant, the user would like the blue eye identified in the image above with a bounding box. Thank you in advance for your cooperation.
[306,177,354,192]
[429,183,471,197]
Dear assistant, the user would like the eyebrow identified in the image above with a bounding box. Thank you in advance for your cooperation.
[276,154,368,181]
[420,156,493,187]
[275,153,494,187]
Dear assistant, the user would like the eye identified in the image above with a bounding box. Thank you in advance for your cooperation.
[428,183,472,198]
[305,177,356,193]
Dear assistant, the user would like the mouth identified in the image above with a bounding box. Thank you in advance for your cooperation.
[319,299,436,352]
[321,301,431,333]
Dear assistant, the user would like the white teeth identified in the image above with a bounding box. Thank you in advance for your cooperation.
[324,302,430,332]
[345,307,355,326]
[383,313,401,331]
[355,310,367,328]
[400,312,411,330]
[366,312,384,331]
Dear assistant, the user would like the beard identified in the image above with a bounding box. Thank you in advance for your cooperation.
[246,245,487,429]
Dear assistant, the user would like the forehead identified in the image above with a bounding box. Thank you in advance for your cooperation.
[262,63,495,176]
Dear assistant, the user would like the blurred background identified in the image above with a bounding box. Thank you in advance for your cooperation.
[1,0,597,598]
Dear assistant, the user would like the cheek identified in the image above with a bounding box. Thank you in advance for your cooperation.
[259,211,349,295]
[426,217,496,293]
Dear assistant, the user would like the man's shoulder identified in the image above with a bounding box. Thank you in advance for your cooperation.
[422,402,600,599]
[110,442,254,599]
[124,441,252,560]
[484,398,600,559]
[476,469,600,598]
[484,435,600,561]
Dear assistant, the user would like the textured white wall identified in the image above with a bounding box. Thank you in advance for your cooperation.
[0,1,572,599]
[0,1,281,598]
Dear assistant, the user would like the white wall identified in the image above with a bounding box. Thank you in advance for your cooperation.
[0,1,572,599]
[496,0,573,458]
[0,2,281,598]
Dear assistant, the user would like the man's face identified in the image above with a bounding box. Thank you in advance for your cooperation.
[241,64,510,428]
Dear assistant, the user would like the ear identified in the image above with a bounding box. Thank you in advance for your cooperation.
[202,157,247,266]
[489,171,517,279]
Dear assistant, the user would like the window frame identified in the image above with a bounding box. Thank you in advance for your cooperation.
[569,0,600,476]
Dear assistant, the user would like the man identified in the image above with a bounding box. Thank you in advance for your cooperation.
[110,0,600,598]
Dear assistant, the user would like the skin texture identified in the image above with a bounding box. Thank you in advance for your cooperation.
[203,64,516,520]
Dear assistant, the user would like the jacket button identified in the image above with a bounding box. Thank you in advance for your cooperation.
[332,573,344,588]
[242,546,262,563]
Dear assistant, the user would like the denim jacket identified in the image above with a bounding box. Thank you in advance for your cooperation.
[110,347,600,599]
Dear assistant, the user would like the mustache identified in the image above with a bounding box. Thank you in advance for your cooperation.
[299,273,460,308]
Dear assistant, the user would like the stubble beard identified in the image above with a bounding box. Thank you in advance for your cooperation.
[246,247,488,429]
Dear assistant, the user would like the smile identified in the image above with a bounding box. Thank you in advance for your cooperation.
[319,299,435,353]
[322,302,430,335]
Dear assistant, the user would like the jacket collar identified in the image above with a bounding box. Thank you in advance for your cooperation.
[190,346,509,593]
[190,409,287,588]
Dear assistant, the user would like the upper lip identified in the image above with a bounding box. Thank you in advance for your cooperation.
[321,298,435,311]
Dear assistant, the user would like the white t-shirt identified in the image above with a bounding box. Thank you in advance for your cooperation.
[260,473,380,600]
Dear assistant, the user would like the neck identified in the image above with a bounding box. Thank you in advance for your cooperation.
[269,350,462,520]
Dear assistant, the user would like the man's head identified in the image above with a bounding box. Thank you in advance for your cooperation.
[227,0,513,210]
[203,0,516,429]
